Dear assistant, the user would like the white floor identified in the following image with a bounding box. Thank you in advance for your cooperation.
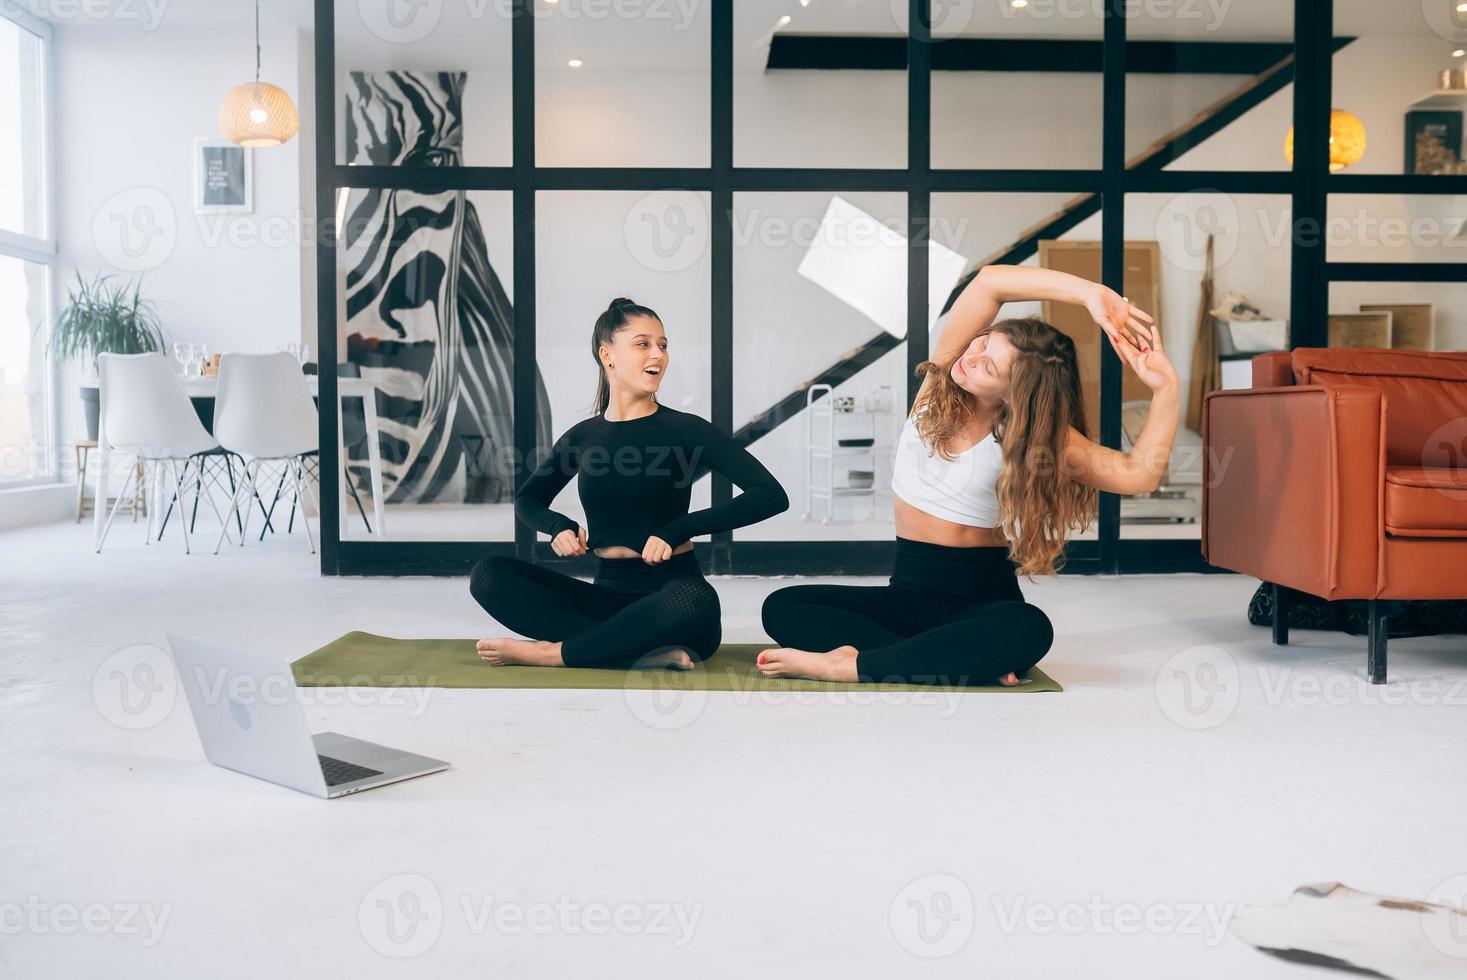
[3,519,1465,979]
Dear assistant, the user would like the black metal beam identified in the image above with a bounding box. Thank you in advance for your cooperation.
[908,0,931,410]
[766,35,1298,75]
[1289,0,1331,350]
[511,0,537,561]
[313,0,339,576]
[1326,262,1467,283]
[711,0,734,573]
[1099,0,1125,576]
[1328,174,1467,195]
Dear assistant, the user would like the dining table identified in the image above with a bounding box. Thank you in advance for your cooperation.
[92,373,388,548]
[183,375,387,539]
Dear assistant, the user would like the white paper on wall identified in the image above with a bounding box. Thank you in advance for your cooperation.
[796,195,969,340]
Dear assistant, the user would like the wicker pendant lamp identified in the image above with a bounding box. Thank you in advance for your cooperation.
[1283,109,1366,172]
[218,0,299,148]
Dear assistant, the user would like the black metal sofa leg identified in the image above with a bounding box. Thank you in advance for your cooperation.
[1367,600,1388,685]
[1272,583,1289,646]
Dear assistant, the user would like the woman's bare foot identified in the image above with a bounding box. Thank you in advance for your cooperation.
[630,648,695,671]
[756,645,859,682]
[999,671,1026,687]
[476,637,564,667]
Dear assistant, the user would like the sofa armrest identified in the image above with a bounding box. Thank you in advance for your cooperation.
[1252,352,1293,388]
[1202,384,1385,600]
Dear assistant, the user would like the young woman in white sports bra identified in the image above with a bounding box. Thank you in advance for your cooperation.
[758,264,1180,686]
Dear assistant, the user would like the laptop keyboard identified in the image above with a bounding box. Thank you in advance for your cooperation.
[318,754,384,787]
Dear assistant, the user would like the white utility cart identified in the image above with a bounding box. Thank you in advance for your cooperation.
[802,383,894,525]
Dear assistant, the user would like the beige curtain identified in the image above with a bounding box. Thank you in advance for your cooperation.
[1186,234,1220,433]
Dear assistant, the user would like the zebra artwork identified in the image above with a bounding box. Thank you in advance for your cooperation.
[340,71,550,505]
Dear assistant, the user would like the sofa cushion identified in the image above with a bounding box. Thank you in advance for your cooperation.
[1291,349,1467,466]
[1384,466,1467,538]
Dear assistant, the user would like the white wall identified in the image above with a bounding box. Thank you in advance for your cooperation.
[50,19,312,449]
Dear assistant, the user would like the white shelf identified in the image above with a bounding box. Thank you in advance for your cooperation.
[1409,90,1467,110]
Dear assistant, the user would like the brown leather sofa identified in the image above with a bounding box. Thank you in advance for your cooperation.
[1203,348,1467,683]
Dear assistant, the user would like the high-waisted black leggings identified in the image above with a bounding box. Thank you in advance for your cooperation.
[761,538,1053,685]
[469,551,722,668]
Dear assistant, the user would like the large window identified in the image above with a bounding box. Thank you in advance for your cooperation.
[0,10,53,487]
[315,0,1465,576]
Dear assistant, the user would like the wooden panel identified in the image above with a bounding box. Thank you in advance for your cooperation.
[1360,303,1433,351]
[1039,240,1161,437]
[1328,312,1392,349]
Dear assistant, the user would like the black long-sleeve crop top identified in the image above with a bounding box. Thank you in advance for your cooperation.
[515,405,790,552]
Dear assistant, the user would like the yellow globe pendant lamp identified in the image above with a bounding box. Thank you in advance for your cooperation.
[1284,109,1366,172]
[218,0,299,148]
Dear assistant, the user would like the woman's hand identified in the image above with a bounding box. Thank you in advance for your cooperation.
[551,526,589,557]
[641,535,674,565]
[1108,320,1179,394]
[1085,284,1154,352]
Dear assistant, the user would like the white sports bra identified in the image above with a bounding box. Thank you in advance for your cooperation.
[890,413,1003,528]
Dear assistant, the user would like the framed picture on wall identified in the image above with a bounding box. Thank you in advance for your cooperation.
[1360,303,1434,351]
[1404,111,1462,175]
[194,138,252,212]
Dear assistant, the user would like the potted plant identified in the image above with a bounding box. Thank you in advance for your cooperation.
[51,272,166,440]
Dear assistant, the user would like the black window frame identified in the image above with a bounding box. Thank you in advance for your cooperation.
[313,0,1467,577]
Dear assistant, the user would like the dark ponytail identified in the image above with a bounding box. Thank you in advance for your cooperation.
[591,297,661,415]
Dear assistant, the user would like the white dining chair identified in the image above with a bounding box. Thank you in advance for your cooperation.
[94,352,235,554]
[211,352,321,554]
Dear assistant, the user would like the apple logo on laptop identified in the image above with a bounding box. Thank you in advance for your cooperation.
[229,693,253,730]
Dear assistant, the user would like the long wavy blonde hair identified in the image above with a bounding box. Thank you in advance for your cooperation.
[912,316,1097,577]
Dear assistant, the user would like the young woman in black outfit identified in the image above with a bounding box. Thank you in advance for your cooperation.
[471,298,789,670]
[758,265,1180,687]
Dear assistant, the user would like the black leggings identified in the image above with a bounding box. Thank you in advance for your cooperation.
[469,551,722,668]
[761,538,1054,685]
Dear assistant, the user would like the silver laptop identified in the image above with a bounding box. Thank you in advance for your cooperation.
[166,634,449,799]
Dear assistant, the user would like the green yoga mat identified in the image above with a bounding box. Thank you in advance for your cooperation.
[293,632,1062,693]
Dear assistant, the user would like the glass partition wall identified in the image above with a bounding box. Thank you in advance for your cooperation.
[314,0,1467,576]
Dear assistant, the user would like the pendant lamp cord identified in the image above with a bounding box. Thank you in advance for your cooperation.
[254,0,261,83]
